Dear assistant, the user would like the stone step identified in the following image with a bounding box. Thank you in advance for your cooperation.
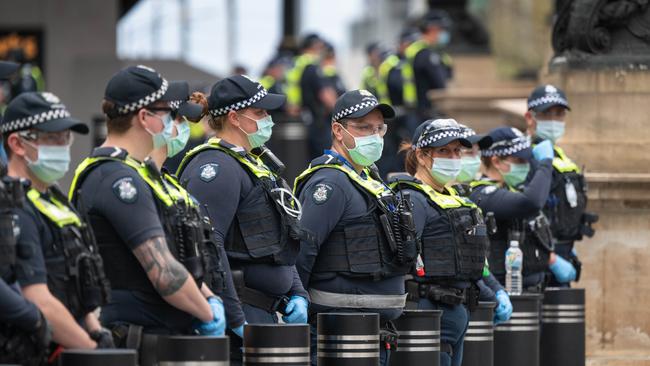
[587,353,650,366]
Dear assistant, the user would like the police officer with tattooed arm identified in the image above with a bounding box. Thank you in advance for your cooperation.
[2,90,113,358]
[294,90,418,365]
[68,66,224,364]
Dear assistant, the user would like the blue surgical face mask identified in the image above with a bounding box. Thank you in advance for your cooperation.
[239,114,274,148]
[166,119,190,157]
[341,126,384,167]
[500,161,530,187]
[145,112,174,149]
[23,140,71,184]
[437,30,451,47]
[457,155,481,183]
[535,120,565,143]
[430,157,462,185]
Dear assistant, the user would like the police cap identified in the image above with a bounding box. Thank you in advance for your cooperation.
[331,89,395,123]
[458,124,493,150]
[207,75,286,118]
[1,91,88,134]
[412,118,471,149]
[482,126,532,160]
[527,84,571,112]
[104,65,186,117]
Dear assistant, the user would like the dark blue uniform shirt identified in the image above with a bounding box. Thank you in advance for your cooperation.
[296,151,404,321]
[179,145,307,307]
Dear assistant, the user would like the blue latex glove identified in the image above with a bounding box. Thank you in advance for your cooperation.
[549,255,577,283]
[231,323,246,338]
[208,296,226,335]
[532,140,554,161]
[493,290,513,324]
[193,319,221,336]
[282,296,308,324]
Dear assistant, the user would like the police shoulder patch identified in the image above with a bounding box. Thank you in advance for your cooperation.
[199,163,219,182]
[112,177,138,203]
[312,183,333,205]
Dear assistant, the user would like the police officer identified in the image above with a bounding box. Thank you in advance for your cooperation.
[389,119,488,366]
[285,33,338,158]
[2,91,113,353]
[68,66,224,360]
[407,10,453,120]
[468,127,575,292]
[360,42,382,97]
[525,85,594,287]
[176,75,309,364]
[0,60,52,366]
[294,89,417,365]
[149,81,246,338]
[321,42,346,97]
[375,29,420,177]
[452,125,513,325]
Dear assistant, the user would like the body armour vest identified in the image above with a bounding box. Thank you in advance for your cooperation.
[390,176,489,282]
[546,146,588,242]
[471,180,553,277]
[69,148,219,296]
[177,138,303,266]
[294,155,418,281]
[27,186,110,318]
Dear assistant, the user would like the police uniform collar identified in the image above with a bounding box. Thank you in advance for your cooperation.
[90,146,129,160]
[214,138,245,155]
[322,149,367,178]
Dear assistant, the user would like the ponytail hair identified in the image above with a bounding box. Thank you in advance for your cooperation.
[191,91,225,131]
[399,142,419,176]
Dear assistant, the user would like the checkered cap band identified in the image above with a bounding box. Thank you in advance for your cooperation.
[208,87,268,118]
[528,95,569,110]
[459,128,476,139]
[414,126,463,149]
[481,135,531,157]
[1,108,72,133]
[116,78,169,115]
[169,100,182,110]
[332,100,378,122]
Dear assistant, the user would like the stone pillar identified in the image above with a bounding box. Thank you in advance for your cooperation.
[544,0,650,360]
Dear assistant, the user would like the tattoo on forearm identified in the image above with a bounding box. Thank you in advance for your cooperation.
[133,236,189,297]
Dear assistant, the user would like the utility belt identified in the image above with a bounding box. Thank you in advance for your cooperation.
[406,281,479,310]
[231,269,290,315]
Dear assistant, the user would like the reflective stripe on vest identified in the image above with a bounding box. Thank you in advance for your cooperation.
[178,137,275,180]
[390,180,475,209]
[69,156,175,207]
[286,54,318,107]
[552,146,580,173]
[360,65,379,91]
[294,160,388,199]
[27,189,81,228]
[260,75,275,90]
[376,55,417,107]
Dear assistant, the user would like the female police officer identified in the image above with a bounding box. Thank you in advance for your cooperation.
[453,125,513,325]
[69,66,224,362]
[468,126,576,293]
[176,75,309,363]
[389,119,490,366]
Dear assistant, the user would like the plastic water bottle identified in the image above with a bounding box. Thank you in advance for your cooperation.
[505,240,523,295]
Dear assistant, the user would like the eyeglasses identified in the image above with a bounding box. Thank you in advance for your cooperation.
[18,130,73,145]
[533,109,567,120]
[344,122,388,137]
